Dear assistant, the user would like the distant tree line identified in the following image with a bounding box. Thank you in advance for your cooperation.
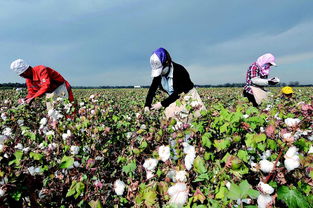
[0,82,312,90]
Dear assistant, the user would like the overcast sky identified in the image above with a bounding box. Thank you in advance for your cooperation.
[1,0,312,86]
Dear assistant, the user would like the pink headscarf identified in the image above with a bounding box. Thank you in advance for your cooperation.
[256,53,276,76]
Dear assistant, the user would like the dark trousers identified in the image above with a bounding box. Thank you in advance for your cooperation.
[243,90,258,107]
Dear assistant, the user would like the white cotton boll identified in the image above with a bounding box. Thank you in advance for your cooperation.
[285,118,301,127]
[173,121,183,131]
[48,109,63,121]
[274,113,282,121]
[243,114,249,119]
[14,143,23,150]
[45,131,55,137]
[73,161,80,168]
[242,198,252,204]
[48,143,57,151]
[1,113,7,120]
[0,188,5,197]
[260,127,265,132]
[114,179,126,196]
[308,135,313,141]
[159,145,170,162]
[2,128,12,137]
[257,194,273,208]
[79,102,84,106]
[0,144,4,152]
[62,130,72,140]
[258,182,274,195]
[146,170,154,180]
[90,110,96,115]
[259,159,274,173]
[190,100,200,107]
[261,150,271,159]
[135,113,140,119]
[284,156,300,172]
[28,166,37,176]
[175,171,187,182]
[183,143,196,155]
[140,124,146,130]
[143,158,158,171]
[23,147,30,153]
[70,146,80,155]
[185,153,196,170]
[309,146,313,154]
[126,132,132,139]
[168,182,189,207]
[89,95,95,99]
[285,146,298,158]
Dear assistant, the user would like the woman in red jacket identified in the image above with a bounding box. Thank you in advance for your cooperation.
[10,59,74,107]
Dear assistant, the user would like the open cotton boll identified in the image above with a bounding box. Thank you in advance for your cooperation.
[168,182,189,207]
[285,146,298,158]
[258,182,274,195]
[284,156,300,172]
[14,143,23,150]
[185,153,196,170]
[259,159,274,173]
[0,188,5,197]
[146,170,154,180]
[175,171,187,182]
[158,145,170,162]
[261,150,271,159]
[284,118,301,127]
[62,130,72,140]
[114,179,126,196]
[257,194,273,208]
[70,146,80,155]
[309,146,313,154]
[2,128,12,137]
[143,158,158,171]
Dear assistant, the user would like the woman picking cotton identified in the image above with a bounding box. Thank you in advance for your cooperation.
[144,48,206,122]
[243,53,280,107]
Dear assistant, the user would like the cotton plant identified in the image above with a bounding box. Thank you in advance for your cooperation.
[284,146,300,171]
[259,159,274,173]
[28,166,41,176]
[114,179,126,196]
[48,109,63,121]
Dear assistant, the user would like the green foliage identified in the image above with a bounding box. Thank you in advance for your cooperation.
[277,186,311,208]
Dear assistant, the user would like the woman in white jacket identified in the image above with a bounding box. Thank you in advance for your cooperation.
[243,53,280,107]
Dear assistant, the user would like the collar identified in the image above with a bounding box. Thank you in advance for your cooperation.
[167,63,174,78]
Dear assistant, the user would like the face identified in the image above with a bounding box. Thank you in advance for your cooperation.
[20,67,32,79]
[262,63,271,70]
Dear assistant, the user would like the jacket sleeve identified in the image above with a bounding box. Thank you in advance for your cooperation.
[31,68,51,98]
[161,91,180,108]
[145,76,161,107]
[251,77,269,86]
[25,80,36,99]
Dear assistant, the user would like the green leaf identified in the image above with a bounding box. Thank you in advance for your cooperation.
[89,200,103,208]
[214,138,231,152]
[143,190,157,206]
[60,156,74,169]
[30,152,43,161]
[237,150,248,163]
[220,123,229,133]
[216,187,228,199]
[66,181,77,197]
[247,189,260,199]
[239,180,250,198]
[277,186,311,208]
[193,173,209,182]
[193,156,207,174]
[227,183,241,200]
[122,160,136,176]
[202,132,212,148]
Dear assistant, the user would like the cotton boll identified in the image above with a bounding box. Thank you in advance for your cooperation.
[2,128,12,137]
[70,146,80,155]
[159,145,170,162]
[285,146,298,158]
[0,135,8,144]
[166,170,176,182]
[175,171,187,182]
[259,159,274,173]
[285,118,301,127]
[143,158,158,171]
[146,170,154,180]
[309,146,313,154]
[185,153,196,170]
[14,143,23,150]
[284,156,300,172]
[0,188,5,197]
[114,180,126,196]
[0,144,4,152]
[257,194,273,208]
[258,182,274,195]
[168,182,189,207]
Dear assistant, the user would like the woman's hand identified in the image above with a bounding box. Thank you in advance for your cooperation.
[151,102,162,110]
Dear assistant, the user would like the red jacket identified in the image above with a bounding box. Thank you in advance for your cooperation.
[25,65,74,101]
